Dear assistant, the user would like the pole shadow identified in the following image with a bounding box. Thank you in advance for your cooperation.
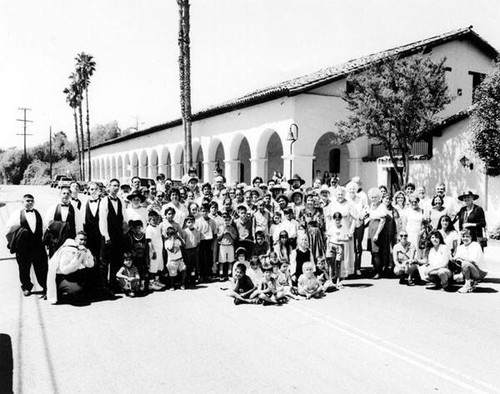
[0,333,13,394]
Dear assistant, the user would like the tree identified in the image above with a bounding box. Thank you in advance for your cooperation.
[63,73,84,180]
[178,0,193,174]
[76,52,96,181]
[336,54,451,189]
[90,121,121,146]
[0,149,30,184]
[469,59,500,176]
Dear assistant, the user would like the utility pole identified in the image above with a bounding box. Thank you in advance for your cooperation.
[49,126,53,179]
[16,107,33,160]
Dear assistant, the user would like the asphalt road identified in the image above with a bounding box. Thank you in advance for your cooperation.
[1,185,500,394]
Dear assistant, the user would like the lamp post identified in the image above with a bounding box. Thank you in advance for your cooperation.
[286,123,299,180]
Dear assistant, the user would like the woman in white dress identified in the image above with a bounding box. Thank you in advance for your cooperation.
[403,195,425,259]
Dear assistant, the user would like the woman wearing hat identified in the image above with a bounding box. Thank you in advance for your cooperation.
[454,191,487,249]
[126,191,148,229]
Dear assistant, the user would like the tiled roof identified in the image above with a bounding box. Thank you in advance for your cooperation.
[93,26,497,150]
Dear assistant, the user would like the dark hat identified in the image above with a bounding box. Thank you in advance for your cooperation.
[287,174,306,186]
[126,191,146,202]
[128,219,143,228]
[458,191,479,201]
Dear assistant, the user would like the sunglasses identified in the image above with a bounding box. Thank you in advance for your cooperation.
[400,234,408,238]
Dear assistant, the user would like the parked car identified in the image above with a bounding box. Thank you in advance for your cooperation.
[51,175,66,188]
[57,177,75,189]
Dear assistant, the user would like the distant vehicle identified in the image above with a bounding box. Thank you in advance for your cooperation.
[57,177,75,189]
[51,175,66,188]
[120,177,156,188]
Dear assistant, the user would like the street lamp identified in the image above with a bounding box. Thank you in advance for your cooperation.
[286,123,299,179]
[459,155,473,170]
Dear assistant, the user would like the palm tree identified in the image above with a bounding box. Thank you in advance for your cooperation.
[178,0,193,173]
[76,52,96,181]
[63,75,83,180]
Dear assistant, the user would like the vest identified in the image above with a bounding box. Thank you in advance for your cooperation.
[54,203,76,240]
[20,209,43,246]
[84,199,101,250]
[107,197,124,245]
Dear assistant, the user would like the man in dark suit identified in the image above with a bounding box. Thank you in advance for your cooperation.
[5,194,48,297]
[82,182,103,295]
[99,178,127,296]
[454,191,487,249]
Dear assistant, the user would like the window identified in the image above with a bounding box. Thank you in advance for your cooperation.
[469,71,486,103]
[329,149,341,174]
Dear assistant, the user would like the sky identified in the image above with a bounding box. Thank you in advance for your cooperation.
[1,0,499,149]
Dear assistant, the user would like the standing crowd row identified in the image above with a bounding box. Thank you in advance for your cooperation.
[5,168,489,306]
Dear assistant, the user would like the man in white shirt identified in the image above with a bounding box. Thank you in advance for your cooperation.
[5,194,48,297]
[435,182,460,218]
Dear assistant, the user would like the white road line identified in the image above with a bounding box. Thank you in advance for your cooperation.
[288,304,500,394]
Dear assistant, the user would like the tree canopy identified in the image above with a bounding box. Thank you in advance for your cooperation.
[469,59,500,176]
[336,54,451,188]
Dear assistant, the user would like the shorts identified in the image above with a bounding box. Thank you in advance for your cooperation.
[149,254,165,274]
[166,258,187,277]
[326,243,344,261]
[218,244,235,263]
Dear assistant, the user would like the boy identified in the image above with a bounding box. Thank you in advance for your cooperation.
[228,263,257,305]
[182,215,201,284]
[164,226,187,290]
[196,203,218,282]
[116,252,141,297]
[162,207,182,237]
[234,204,254,253]
[232,247,250,277]
[316,258,336,292]
[251,230,270,264]
[297,261,324,299]
[325,212,349,289]
[281,207,299,248]
[145,211,166,291]
[276,260,298,300]
[125,220,149,293]
[217,212,238,281]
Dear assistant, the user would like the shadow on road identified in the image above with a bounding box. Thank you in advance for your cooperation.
[0,333,13,394]
[482,278,500,284]
[343,283,373,289]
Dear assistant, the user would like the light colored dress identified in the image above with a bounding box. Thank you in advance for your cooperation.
[403,207,425,258]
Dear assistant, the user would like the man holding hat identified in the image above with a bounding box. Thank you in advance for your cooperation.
[454,191,487,248]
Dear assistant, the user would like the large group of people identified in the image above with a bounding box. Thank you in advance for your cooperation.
[4,167,490,306]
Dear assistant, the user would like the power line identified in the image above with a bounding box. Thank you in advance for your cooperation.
[16,107,33,160]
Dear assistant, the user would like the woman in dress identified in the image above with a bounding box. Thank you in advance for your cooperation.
[382,193,400,274]
[402,195,426,259]
[366,188,388,279]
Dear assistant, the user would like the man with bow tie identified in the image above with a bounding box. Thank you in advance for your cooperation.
[44,186,83,257]
[99,178,128,296]
[82,182,103,294]
[5,194,48,297]
[69,181,83,211]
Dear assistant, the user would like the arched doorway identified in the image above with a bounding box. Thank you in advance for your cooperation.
[215,142,225,177]
[266,132,283,181]
[159,147,170,178]
[150,150,159,179]
[313,133,349,183]
[238,137,251,183]
[131,152,139,176]
[117,156,123,179]
[196,147,204,180]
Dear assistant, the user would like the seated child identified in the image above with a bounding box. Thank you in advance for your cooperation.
[276,260,299,300]
[269,251,280,279]
[316,258,336,292]
[325,212,349,289]
[250,262,284,305]
[247,255,263,287]
[164,225,187,290]
[297,261,324,299]
[232,247,250,277]
[228,263,257,305]
[116,252,141,297]
[146,211,166,291]
[217,212,238,281]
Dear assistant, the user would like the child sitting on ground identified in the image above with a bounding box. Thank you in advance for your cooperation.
[276,260,299,300]
[250,262,285,305]
[297,261,324,299]
[247,255,263,287]
[269,251,280,279]
[116,252,141,297]
[228,263,257,305]
[164,225,187,290]
[145,211,166,291]
[325,212,349,289]
[316,258,336,292]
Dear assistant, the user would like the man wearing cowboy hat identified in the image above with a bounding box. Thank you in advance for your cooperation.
[454,191,487,248]
[288,174,306,191]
